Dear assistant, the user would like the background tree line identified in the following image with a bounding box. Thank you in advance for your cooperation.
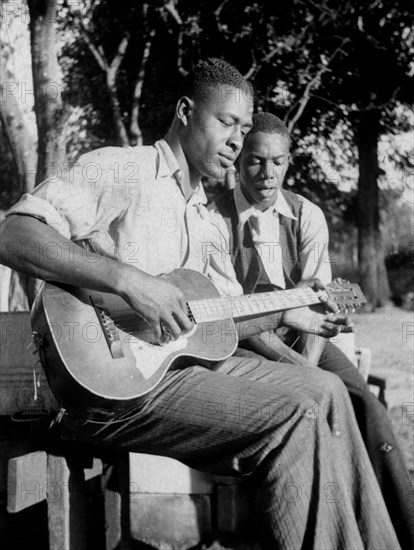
[1,0,413,310]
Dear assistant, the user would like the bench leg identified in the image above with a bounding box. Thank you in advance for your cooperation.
[6,446,128,549]
[102,453,131,550]
[47,453,88,550]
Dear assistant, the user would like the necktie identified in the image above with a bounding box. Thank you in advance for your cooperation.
[247,209,286,288]
[248,209,274,243]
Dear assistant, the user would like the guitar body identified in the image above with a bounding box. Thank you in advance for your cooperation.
[31,266,365,421]
[31,269,237,420]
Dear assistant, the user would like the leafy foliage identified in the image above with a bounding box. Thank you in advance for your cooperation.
[2,0,413,263]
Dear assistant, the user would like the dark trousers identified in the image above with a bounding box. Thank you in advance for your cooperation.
[318,341,414,550]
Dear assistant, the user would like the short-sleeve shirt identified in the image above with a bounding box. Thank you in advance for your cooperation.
[6,139,243,297]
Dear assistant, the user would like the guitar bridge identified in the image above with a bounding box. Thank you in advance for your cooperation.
[90,295,124,359]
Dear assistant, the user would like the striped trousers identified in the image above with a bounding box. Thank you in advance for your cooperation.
[317,341,414,549]
[63,349,401,549]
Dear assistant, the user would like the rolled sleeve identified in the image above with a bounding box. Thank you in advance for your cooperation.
[6,148,132,242]
[6,189,72,239]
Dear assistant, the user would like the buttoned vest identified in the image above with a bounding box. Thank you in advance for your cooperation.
[213,189,303,294]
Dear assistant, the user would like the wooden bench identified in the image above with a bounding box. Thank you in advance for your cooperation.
[0,312,130,550]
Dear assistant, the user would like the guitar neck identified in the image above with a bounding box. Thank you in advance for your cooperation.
[188,287,321,324]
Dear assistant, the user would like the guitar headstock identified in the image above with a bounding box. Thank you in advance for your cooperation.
[325,278,367,313]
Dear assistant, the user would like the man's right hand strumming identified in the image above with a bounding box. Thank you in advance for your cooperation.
[116,266,193,344]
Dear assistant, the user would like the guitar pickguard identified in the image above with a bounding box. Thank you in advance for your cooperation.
[128,326,196,380]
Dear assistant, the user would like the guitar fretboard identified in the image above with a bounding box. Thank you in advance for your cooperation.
[188,286,321,324]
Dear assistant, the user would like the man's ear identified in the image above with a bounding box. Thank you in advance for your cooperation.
[176,96,194,126]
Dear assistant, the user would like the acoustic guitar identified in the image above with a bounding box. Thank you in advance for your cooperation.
[31,268,366,420]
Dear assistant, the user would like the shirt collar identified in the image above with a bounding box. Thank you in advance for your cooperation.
[155,139,182,180]
[234,183,297,227]
[154,139,207,205]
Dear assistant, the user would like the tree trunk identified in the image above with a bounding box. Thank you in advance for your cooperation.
[355,109,391,309]
[11,0,66,309]
[0,64,37,194]
[1,27,38,311]
[0,84,38,309]
[28,0,66,185]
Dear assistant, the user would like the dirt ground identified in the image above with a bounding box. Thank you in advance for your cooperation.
[353,305,414,472]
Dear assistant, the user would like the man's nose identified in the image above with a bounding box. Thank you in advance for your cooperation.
[228,127,243,152]
[262,161,274,179]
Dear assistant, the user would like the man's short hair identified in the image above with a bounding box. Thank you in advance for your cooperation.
[180,58,254,103]
[250,112,290,140]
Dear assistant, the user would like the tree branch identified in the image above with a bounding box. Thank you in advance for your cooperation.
[163,0,183,24]
[107,34,130,85]
[308,93,348,112]
[215,0,231,19]
[244,48,258,80]
[214,0,231,33]
[161,1,190,77]
[74,7,130,146]
[285,38,350,132]
[309,84,401,115]
[75,10,131,85]
[285,68,329,133]
[177,30,189,77]
[244,45,279,81]
[77,20,108,71]
[130,30,155,146]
